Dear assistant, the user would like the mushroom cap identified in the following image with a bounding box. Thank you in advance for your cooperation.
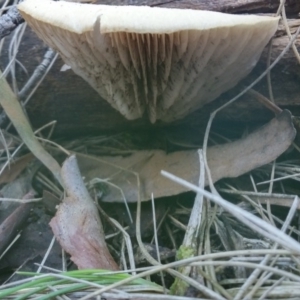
[18,0,279,123]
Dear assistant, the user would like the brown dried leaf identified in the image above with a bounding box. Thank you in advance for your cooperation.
[0,190,35,254]
[49,155,118,270]
[76,110,295,202]
[0,210,62,273]
[0,153,34,184]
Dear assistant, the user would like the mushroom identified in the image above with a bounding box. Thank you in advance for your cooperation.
[18,0,279,123]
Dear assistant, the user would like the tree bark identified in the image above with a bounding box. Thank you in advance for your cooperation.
[97,0,300,15]
[1,0,300,136]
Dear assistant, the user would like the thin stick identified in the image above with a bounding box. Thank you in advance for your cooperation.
[134,174,226,299]
[161,170,300,253]
[37,235,56,274]
[247,89,282,115]
[19,48,56,101]
[151,193,167,292]
[281,5,300,64]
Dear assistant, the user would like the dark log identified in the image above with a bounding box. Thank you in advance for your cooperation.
[97,0,300,15]
[0,0,300,136]
[0,191,35,255]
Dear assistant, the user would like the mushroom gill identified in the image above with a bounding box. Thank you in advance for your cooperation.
[18,0,279,123]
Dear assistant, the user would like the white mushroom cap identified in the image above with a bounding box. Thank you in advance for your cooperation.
[18,0,279,123]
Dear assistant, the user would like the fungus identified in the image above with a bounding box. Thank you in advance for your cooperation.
[18,0,279,123]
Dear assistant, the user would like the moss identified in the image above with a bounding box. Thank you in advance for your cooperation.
[170,245,196,295]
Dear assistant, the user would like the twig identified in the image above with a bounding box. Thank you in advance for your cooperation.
[96,203,136,274]
[18,48,57,101]
[265,0,286,102]
[37,235,56,274]
[0,5,24,40]
[161,170,300,253]
[247,89,282,115]
[149,195,164,289]
[266,40,275,102]
[281,4,300,64]
[257,276,285,300]
[170,150,205,296]
[77,249,298,300]
[245,197,299,299]
[134,169,227,299]
[2,48,58,130]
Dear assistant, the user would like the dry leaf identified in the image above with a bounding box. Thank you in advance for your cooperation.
[0,153,34,184]
[50,155,118,270]
[0,190,35,254]
[76,110,295,202]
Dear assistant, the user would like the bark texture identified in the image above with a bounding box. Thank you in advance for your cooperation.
[97,0,300,14]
